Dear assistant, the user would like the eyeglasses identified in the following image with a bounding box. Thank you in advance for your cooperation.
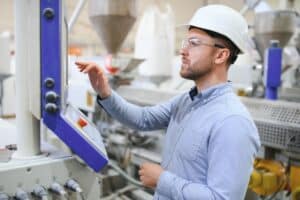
[181,37,225,50]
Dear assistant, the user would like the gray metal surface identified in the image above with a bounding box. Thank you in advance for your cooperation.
[89,0,136,54]
[279,87,300,102]
[0,155,101,199]
[254,10,297,58]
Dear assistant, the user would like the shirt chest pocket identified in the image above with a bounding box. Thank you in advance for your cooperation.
[177,128,207,161]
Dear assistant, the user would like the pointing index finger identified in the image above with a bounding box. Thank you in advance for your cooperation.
[75,61,89,66]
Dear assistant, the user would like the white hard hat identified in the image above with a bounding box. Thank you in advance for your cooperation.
[184,4,249,54]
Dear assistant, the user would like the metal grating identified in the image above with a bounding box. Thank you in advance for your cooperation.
[256,122,286,149]
[243,100,300,124]
[286,130,300,153]
[241,97,300,153]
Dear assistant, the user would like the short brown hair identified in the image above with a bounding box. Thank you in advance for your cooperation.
[203,28,240,65]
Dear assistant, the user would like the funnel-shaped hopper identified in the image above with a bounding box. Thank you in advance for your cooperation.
[89,0,137,54]
[105,55,144,74]
[254,10,297,59]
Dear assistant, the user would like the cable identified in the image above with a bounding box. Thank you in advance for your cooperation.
[101,185,137,200]
[108,161,144,188]
[32,185,48,200]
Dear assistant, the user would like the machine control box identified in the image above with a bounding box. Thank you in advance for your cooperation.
[58,104,108,171]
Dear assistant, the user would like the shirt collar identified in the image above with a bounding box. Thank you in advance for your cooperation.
[189,82,232,101]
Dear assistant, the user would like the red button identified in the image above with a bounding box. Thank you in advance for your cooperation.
[77,117,88,128]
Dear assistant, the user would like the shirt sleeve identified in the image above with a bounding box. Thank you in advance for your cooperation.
[156,115,260,200]
[97,90,181,131]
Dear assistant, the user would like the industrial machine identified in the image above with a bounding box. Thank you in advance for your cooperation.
[1,0,154,199]
[0,0,109,199]
[1,0,300,200]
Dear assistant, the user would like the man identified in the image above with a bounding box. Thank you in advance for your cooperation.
[76,4,260,200]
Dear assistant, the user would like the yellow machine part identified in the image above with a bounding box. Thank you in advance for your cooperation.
[290,165,300,200]
[249,159,287,196]
[86,91,93,107]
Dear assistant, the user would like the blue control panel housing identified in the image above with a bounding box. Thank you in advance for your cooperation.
[40,0,108,172]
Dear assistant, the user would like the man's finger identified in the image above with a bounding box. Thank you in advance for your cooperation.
[77,65,86,72]
[138,170,142,176]
[82,64,98,73]
[140,175,145,183]
[75,61,90,66]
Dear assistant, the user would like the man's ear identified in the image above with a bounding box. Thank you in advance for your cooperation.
[214,49,230,65]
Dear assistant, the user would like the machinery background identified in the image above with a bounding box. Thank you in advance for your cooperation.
[0,0,300,200]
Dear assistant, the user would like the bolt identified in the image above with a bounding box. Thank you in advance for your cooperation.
[43,8,55,19]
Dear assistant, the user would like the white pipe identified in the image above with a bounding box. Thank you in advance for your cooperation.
[240,0,263,15]
[68,0,87,33]
[14,0,40,157]
[279,0,295,10]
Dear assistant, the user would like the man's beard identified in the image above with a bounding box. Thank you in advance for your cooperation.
[180,64,212,81]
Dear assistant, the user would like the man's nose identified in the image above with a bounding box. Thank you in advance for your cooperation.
[180,47,189,56]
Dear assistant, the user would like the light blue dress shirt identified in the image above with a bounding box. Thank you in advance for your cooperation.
[97,83,261,200]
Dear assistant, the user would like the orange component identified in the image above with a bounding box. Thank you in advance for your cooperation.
[68,46,82,56]
[77,117,88,128]
[106,66,120,74]
[105,54,120,74]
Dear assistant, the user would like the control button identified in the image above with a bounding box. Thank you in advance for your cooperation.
[45,103,58,113]
[44,78,55,89]
[77,117,88,128]
[45,91,59,103]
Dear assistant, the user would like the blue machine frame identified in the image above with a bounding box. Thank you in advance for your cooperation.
[264,42,282,100]
[40,0,108,172]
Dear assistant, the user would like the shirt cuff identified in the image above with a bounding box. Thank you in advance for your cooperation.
[96,92,114,106]
[156,171,176,197]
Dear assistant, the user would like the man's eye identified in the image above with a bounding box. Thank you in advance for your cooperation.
[189,40,199,46]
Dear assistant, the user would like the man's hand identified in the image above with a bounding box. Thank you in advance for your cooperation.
[139,162,164,188]
[75,61,111,99]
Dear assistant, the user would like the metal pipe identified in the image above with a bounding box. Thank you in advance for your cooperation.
[101,185,137,200]
[240,0,263,15]
[108,161,144,187]
[68,0,87,32]
[279,0,295,10]
[14,0,40,157]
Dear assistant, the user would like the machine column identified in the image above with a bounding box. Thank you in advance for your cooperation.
[14,0,41,157]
